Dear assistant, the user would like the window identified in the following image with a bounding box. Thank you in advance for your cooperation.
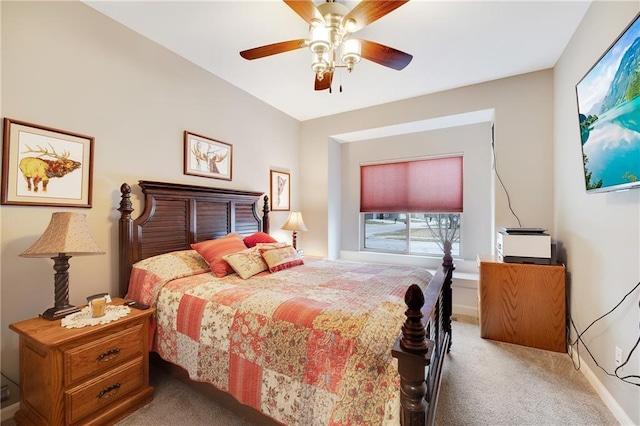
[363,213,461,256]
[360,155,463,257]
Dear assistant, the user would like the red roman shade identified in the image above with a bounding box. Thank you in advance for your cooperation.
[360,156,463,213]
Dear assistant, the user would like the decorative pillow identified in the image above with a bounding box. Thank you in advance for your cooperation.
[127,250,210,305]
[191,234,247,277]
[259,245,304,273]
[255,242,288,249]
[222,247,268,279]
[243,231,278,248]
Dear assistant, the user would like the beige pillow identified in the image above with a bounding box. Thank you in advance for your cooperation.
[255,242,288,249]
[222,247,268,279]
[259,245,304,273]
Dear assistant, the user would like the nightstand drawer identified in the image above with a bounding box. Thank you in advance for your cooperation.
[65,358,143,424]
[64,324,144,385]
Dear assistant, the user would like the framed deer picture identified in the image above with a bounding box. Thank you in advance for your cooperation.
[1,118,94,207]
[184,131,233,181]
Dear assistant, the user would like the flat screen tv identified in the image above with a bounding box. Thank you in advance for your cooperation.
[576,13,640,193]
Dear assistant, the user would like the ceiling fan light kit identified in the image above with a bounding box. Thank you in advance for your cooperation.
[309,2,362,81]
[240,0,412,91]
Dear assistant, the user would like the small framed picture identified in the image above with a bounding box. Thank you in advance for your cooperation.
[270,170,290,211]
[184,131,233,181]
[1,118,94,208]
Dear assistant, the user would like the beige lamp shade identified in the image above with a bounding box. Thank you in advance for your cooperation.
[20,212,104,320]
[281,211,307,251]
[20,212,105,258]
[281,211,308,232]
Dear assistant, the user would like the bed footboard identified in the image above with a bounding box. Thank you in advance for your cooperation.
[393,248,454,426]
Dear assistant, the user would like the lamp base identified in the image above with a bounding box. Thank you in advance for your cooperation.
[40,305,80,321]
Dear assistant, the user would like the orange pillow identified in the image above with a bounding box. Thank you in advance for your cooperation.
[243,231,277,248]
[191,234,247,277]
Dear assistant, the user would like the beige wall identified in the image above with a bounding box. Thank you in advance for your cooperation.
[554,1,640,424]
[0,1,300,384]
[300,70,555,265]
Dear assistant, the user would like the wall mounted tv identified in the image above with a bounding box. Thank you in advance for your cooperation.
[576,13,640,193]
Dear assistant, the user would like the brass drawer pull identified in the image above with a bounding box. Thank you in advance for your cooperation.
[97,383,121,399]
[96,348,120,362]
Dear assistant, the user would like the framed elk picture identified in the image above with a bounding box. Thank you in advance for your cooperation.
[1,118,94,207]
[184,131,233,181]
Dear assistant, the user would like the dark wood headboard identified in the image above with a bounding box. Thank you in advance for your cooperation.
[118,180,269,297]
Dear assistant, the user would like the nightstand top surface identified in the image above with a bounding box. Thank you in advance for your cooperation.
[9,297,154,348]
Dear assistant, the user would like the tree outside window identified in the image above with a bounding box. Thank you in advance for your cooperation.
[364,213,461,256]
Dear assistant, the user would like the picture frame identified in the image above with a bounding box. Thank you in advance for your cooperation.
[184,131,233,181]
[1,118,94,208]
[270,170,290,211]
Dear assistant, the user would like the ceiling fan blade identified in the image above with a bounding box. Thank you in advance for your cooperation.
[283,0,324,25]
[359,39,412,70]
[343,0,409,32]
[240,39,307,60]
[314,71,333,91]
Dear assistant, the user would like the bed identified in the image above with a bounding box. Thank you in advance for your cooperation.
[117,180,453,426]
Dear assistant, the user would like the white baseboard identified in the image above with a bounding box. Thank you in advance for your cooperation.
[1,402,19,422]
[570,351,635,425]
[453,303,478,318]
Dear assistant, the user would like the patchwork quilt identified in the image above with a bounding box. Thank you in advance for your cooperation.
[127,250,433,425]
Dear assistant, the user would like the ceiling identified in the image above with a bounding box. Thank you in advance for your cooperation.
[84,0,592,122]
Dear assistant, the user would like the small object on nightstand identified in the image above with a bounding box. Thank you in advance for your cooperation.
[91,297,107,317]
[87,292,112,304]
[88,293,111,317]
[125,300,150,310]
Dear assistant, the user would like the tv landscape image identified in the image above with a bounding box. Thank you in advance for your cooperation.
[576,14,640,193]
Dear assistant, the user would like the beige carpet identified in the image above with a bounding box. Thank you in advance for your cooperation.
[2,321,619,425]
[435,321,618,425]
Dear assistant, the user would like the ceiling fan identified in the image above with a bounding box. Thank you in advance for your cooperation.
[239,0,413,91]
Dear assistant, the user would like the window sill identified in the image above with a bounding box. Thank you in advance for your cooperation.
[340,250,478,277]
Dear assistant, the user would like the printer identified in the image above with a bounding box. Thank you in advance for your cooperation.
[497,228,552,264]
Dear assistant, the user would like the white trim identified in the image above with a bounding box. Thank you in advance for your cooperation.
[453,303,478,318]
[1,402,19,422]
[331,109,495,143]
[452,274,479,289]
[570,351,635,425]
[339,250,479,273]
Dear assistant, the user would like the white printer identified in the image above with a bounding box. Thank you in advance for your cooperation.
[497,228,552,264]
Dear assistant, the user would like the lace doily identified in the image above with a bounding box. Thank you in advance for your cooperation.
[61,305,131,329]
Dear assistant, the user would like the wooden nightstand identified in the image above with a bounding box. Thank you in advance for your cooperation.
[9,298,155,425]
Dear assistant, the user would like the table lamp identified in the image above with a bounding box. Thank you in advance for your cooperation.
[20,212,105,320]
[281,211,308,250]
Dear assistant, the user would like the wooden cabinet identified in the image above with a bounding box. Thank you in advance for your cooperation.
[9,298,155,425]
[477,256,566,352]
